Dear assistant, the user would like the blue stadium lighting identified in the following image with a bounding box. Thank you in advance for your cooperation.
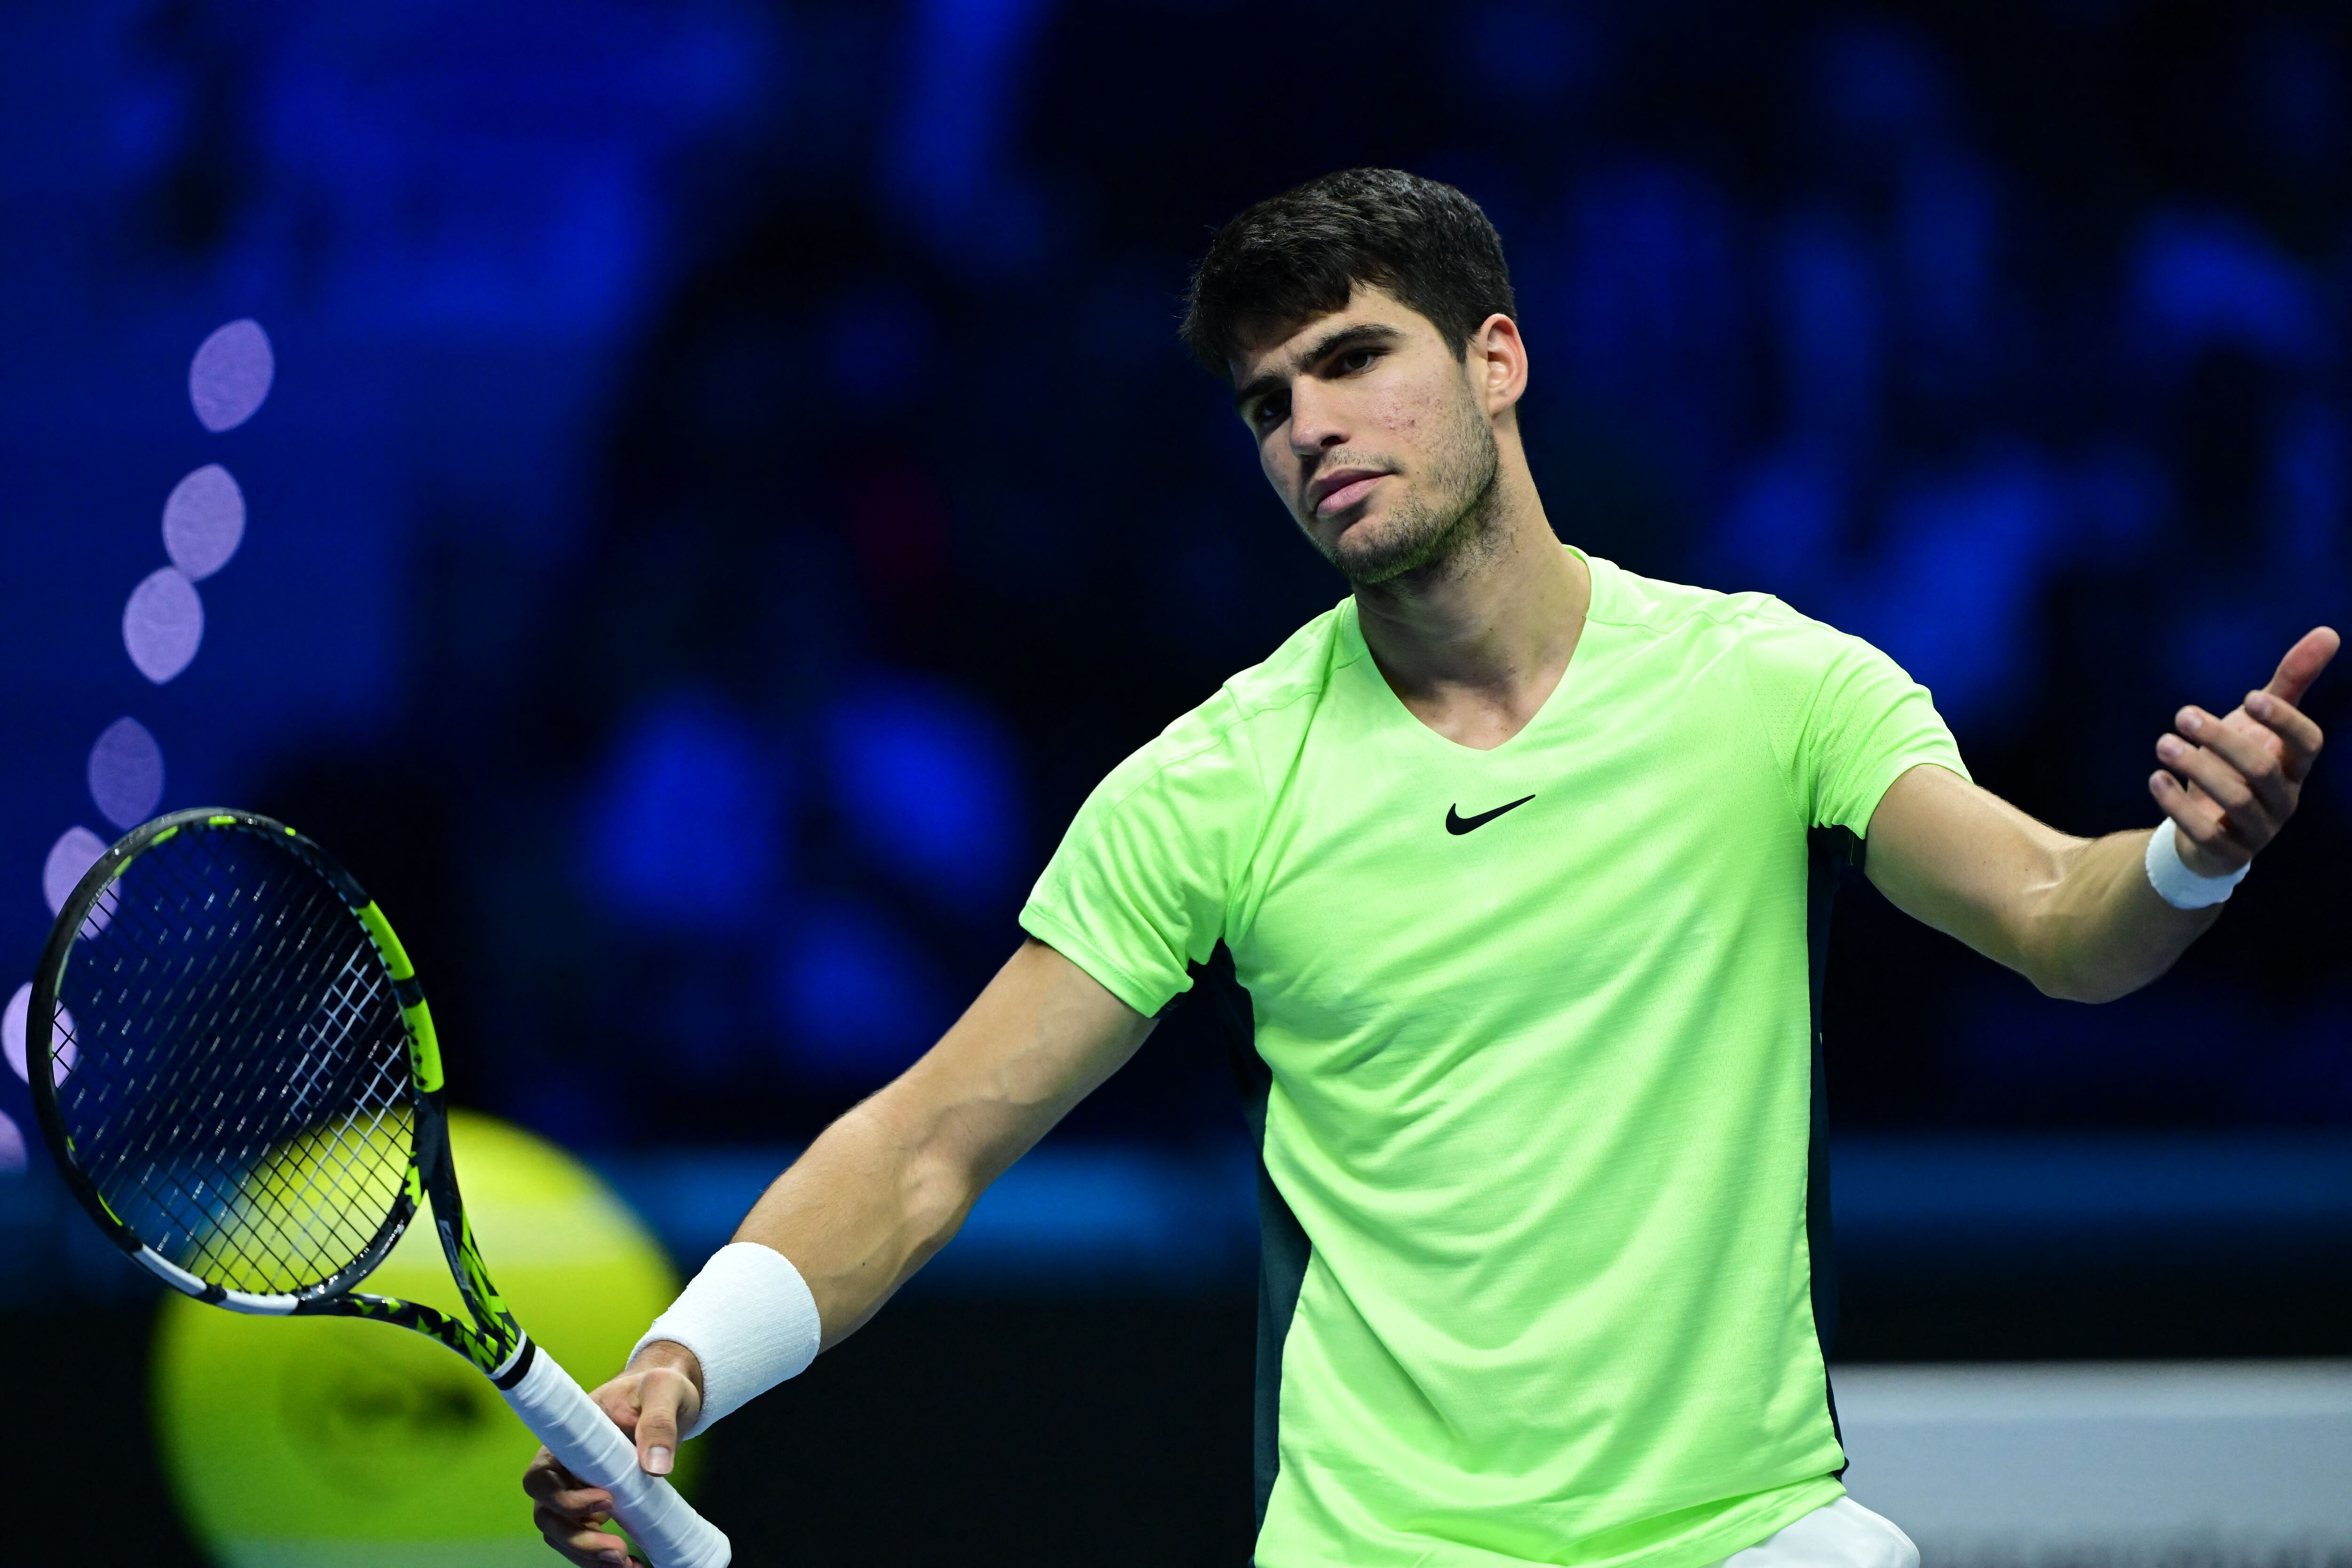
[768,899,946,1080]
[40,827,106,920]
[86,717,165,831]
[2,982,75,1087]
[187,318,275,433]
[822,678,1021,915]
[121,566,204,685]
[160,463,246,581]
[584,696,781,931]
[2130,211,2320,366]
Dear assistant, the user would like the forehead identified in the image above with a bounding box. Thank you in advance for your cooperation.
[1225,284,1443,386]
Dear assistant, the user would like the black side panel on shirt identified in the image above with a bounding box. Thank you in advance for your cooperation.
[1187,942,1307,1537]
[1806,824,1861,1471]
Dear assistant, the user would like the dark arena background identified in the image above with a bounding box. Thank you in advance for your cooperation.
[2,2,2350,1563]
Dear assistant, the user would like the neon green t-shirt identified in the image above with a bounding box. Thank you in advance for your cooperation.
[1019,550,1969,1568]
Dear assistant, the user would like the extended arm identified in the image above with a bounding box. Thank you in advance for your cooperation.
[1864,764,2208,1003]
[525,937,1151,1567]
[721,936,1152,1344]
[1864,628,2335,1003]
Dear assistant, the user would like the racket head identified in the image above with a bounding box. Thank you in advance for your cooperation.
[28,808,432,1312]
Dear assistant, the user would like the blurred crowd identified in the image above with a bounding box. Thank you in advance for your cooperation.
[2,0,2346,1153]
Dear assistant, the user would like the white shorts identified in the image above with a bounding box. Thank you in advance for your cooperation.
[1708,1497,1919,1568]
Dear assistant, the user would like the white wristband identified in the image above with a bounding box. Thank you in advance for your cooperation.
[2143,822,2249,910]
[632,1242,821,1438]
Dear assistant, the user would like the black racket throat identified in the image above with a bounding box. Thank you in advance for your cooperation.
[27,807,526,1376]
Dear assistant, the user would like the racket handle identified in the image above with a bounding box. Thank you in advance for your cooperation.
[501,1341,733,1568]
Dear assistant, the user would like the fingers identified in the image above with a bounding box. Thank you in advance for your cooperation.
[522,1448,582,1505]
[530,1501,638,1567]
[524,1447,638,1566]
[2245,690,2326,781]
[2168,707,2294,825]
[2262,626,2340,707]
[2149,770,2249,875]
[523,1452,614,1531]
[2155,722,2278,848]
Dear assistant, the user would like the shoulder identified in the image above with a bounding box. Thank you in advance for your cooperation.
[1588,556,1813,642]
[1088,601,1348,811]
[1587,557,1854,680]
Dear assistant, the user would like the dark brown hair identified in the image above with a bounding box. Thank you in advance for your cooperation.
[1179,168,1518,379]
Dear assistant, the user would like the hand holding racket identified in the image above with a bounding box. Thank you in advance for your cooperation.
[525,1340,709,1567]
[29,808,730,1568]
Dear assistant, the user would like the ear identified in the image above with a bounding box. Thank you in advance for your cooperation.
[1468,313,1528,418]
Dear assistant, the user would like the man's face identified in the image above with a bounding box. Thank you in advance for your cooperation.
[1229,285,1502,586]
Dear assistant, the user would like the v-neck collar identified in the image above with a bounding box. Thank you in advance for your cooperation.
[1336,544,1612,760]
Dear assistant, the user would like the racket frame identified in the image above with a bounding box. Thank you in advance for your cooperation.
[30,807,733,1566]
[29,807,531,1383]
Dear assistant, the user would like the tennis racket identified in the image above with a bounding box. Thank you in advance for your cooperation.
[27,807,729,1568]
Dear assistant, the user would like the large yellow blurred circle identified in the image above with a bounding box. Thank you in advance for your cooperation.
[153,1110,689,1566]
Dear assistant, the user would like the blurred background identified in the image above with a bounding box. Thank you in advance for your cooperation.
[1,0,2349,1562]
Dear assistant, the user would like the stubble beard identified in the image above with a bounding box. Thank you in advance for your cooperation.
[1315,394,1504,589]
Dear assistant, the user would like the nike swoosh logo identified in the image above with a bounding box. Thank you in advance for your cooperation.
[1445,795,1535,835]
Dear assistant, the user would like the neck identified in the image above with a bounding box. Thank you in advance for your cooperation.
[1351,440,1589,751]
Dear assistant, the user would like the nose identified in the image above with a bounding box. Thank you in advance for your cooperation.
[1287,379,1349,457]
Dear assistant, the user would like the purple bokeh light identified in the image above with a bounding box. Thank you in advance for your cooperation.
[189,318,274,433]
[0,1110,23,1174]
[42,826,108,917]
[162,463,245,581]
[3,981,77,1088]
[88,717,165,830]
[123,566,204,683]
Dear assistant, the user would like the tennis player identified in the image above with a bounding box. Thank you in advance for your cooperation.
[527,169,2336,1568]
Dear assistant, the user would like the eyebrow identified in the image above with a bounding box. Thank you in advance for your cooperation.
[1232,323,1406,414]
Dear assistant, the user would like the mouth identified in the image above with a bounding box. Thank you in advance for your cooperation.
[1309,468,1388,518]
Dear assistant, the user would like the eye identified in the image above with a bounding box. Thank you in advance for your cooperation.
[1250,393,1289,430]
[1336,347,1379,374]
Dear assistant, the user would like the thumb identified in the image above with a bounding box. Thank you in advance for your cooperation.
[2263,626,2341,706]
[633,1369,691,1478]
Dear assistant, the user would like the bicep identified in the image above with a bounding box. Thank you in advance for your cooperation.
[875,937,1155,1186]
[1861,762,2079,974]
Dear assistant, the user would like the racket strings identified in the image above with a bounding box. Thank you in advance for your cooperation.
[68,843,355,1284]
[52,828,416,1295]
[139,835,414,1287]
[92,853,410,1290]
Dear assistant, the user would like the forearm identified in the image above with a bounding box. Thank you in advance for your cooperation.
[2020,827,2220,1003]
[723,939,1148,1347]
[1865,766,2222,1005]
[730,1087,979,1349]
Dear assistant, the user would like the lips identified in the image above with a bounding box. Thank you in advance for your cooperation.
[1309,469,1387,516]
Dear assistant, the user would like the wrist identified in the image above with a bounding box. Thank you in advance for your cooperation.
[628,1338,706,1401]
[630,1241,821,1439]
[2143,822,2249,910]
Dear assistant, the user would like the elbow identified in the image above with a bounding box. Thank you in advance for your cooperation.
[2025,951,2168,1005]
[2016,929,2125,1003]
[2030,970,2132,1005]
[899,1142,984,1258]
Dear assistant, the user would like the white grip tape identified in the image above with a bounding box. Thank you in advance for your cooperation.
[501,1343,732,1568]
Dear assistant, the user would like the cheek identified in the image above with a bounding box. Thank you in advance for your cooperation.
[1368,383,1444,444]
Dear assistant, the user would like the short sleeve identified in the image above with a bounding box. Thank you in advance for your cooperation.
[1019,694,1262,1018]
[1740,603,1971,837]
